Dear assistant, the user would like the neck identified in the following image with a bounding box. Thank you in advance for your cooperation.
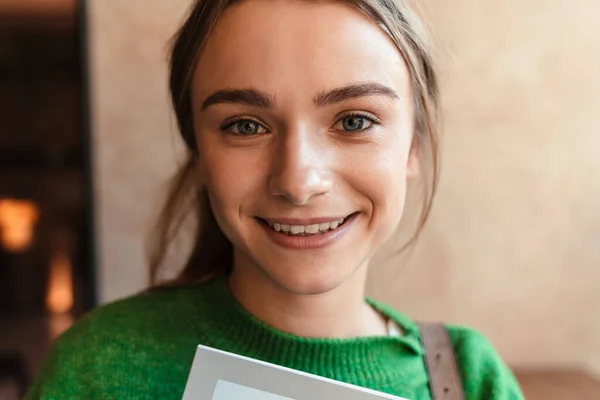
[227,253,387,338]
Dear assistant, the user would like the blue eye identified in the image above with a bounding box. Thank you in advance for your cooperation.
[222,119,268,136]
[334,113,378,133]
[343,116,367,131]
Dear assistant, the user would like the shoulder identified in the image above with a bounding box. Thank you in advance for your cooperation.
[368,299,524,398]
[444,325,525,400]
[57,285,199,344]
[26,285,208,399]
[55,283,212,351]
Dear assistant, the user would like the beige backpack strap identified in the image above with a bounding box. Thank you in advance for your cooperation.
[418,322,465,400]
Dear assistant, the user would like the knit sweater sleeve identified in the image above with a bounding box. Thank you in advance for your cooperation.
[447,326,525,400]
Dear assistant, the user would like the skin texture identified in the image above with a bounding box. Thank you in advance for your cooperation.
[191,0,418,338]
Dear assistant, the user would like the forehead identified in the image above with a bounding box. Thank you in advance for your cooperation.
[193,0,411,102]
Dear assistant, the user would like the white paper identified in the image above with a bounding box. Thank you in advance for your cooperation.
[212,380,296,400]
[182,345,409,400]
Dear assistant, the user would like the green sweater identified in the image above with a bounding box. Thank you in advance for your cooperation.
[26,276,523,400]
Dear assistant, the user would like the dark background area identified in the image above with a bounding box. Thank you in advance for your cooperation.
[0,1,96,397]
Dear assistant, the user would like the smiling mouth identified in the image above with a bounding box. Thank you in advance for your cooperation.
[258,213,357,236]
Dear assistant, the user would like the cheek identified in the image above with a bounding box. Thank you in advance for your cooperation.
[196,137,266,220]
[372,152,409,219]
[196,148,260,248]
[345,138,411,240]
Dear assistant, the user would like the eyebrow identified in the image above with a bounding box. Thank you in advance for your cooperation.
[201,88,276,110]
[314,82,399,107]
[201,82,399,111]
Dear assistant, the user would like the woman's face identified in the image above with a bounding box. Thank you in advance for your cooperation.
[191,0,417,295]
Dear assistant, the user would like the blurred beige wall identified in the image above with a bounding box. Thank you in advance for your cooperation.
[88,0,189,302]
[89,0,600,375]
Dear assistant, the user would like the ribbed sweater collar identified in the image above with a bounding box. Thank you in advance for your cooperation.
[188,275,424,388]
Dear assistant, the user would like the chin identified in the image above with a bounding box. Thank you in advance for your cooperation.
[259,260,354,296]
[274,276,341,296]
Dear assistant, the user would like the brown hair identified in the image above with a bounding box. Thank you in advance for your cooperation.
[148,0,440,286]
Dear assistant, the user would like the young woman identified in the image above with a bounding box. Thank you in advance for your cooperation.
[27,0,524,399]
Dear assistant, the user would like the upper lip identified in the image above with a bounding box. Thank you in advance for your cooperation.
[258,214,354,225]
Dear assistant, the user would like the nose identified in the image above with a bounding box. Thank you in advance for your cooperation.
[268,126,333,206]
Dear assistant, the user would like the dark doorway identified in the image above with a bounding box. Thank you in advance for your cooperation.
[0,1,95,396]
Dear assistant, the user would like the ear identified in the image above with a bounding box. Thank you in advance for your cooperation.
[406,139,420,180]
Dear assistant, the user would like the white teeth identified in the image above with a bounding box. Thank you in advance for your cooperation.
[266,216,350,235]
[319,223,330,231]
[306,224,319,234]
[290,225,304,234]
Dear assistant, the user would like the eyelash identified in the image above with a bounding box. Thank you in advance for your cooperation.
[334,111,381,133]
[220,116,266,136]
[219,112,381,136]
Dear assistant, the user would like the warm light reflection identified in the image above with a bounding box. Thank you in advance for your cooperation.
[0,199,39,252]
[46,252,74,314]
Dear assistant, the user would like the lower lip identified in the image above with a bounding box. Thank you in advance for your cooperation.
[257,214,358,250]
